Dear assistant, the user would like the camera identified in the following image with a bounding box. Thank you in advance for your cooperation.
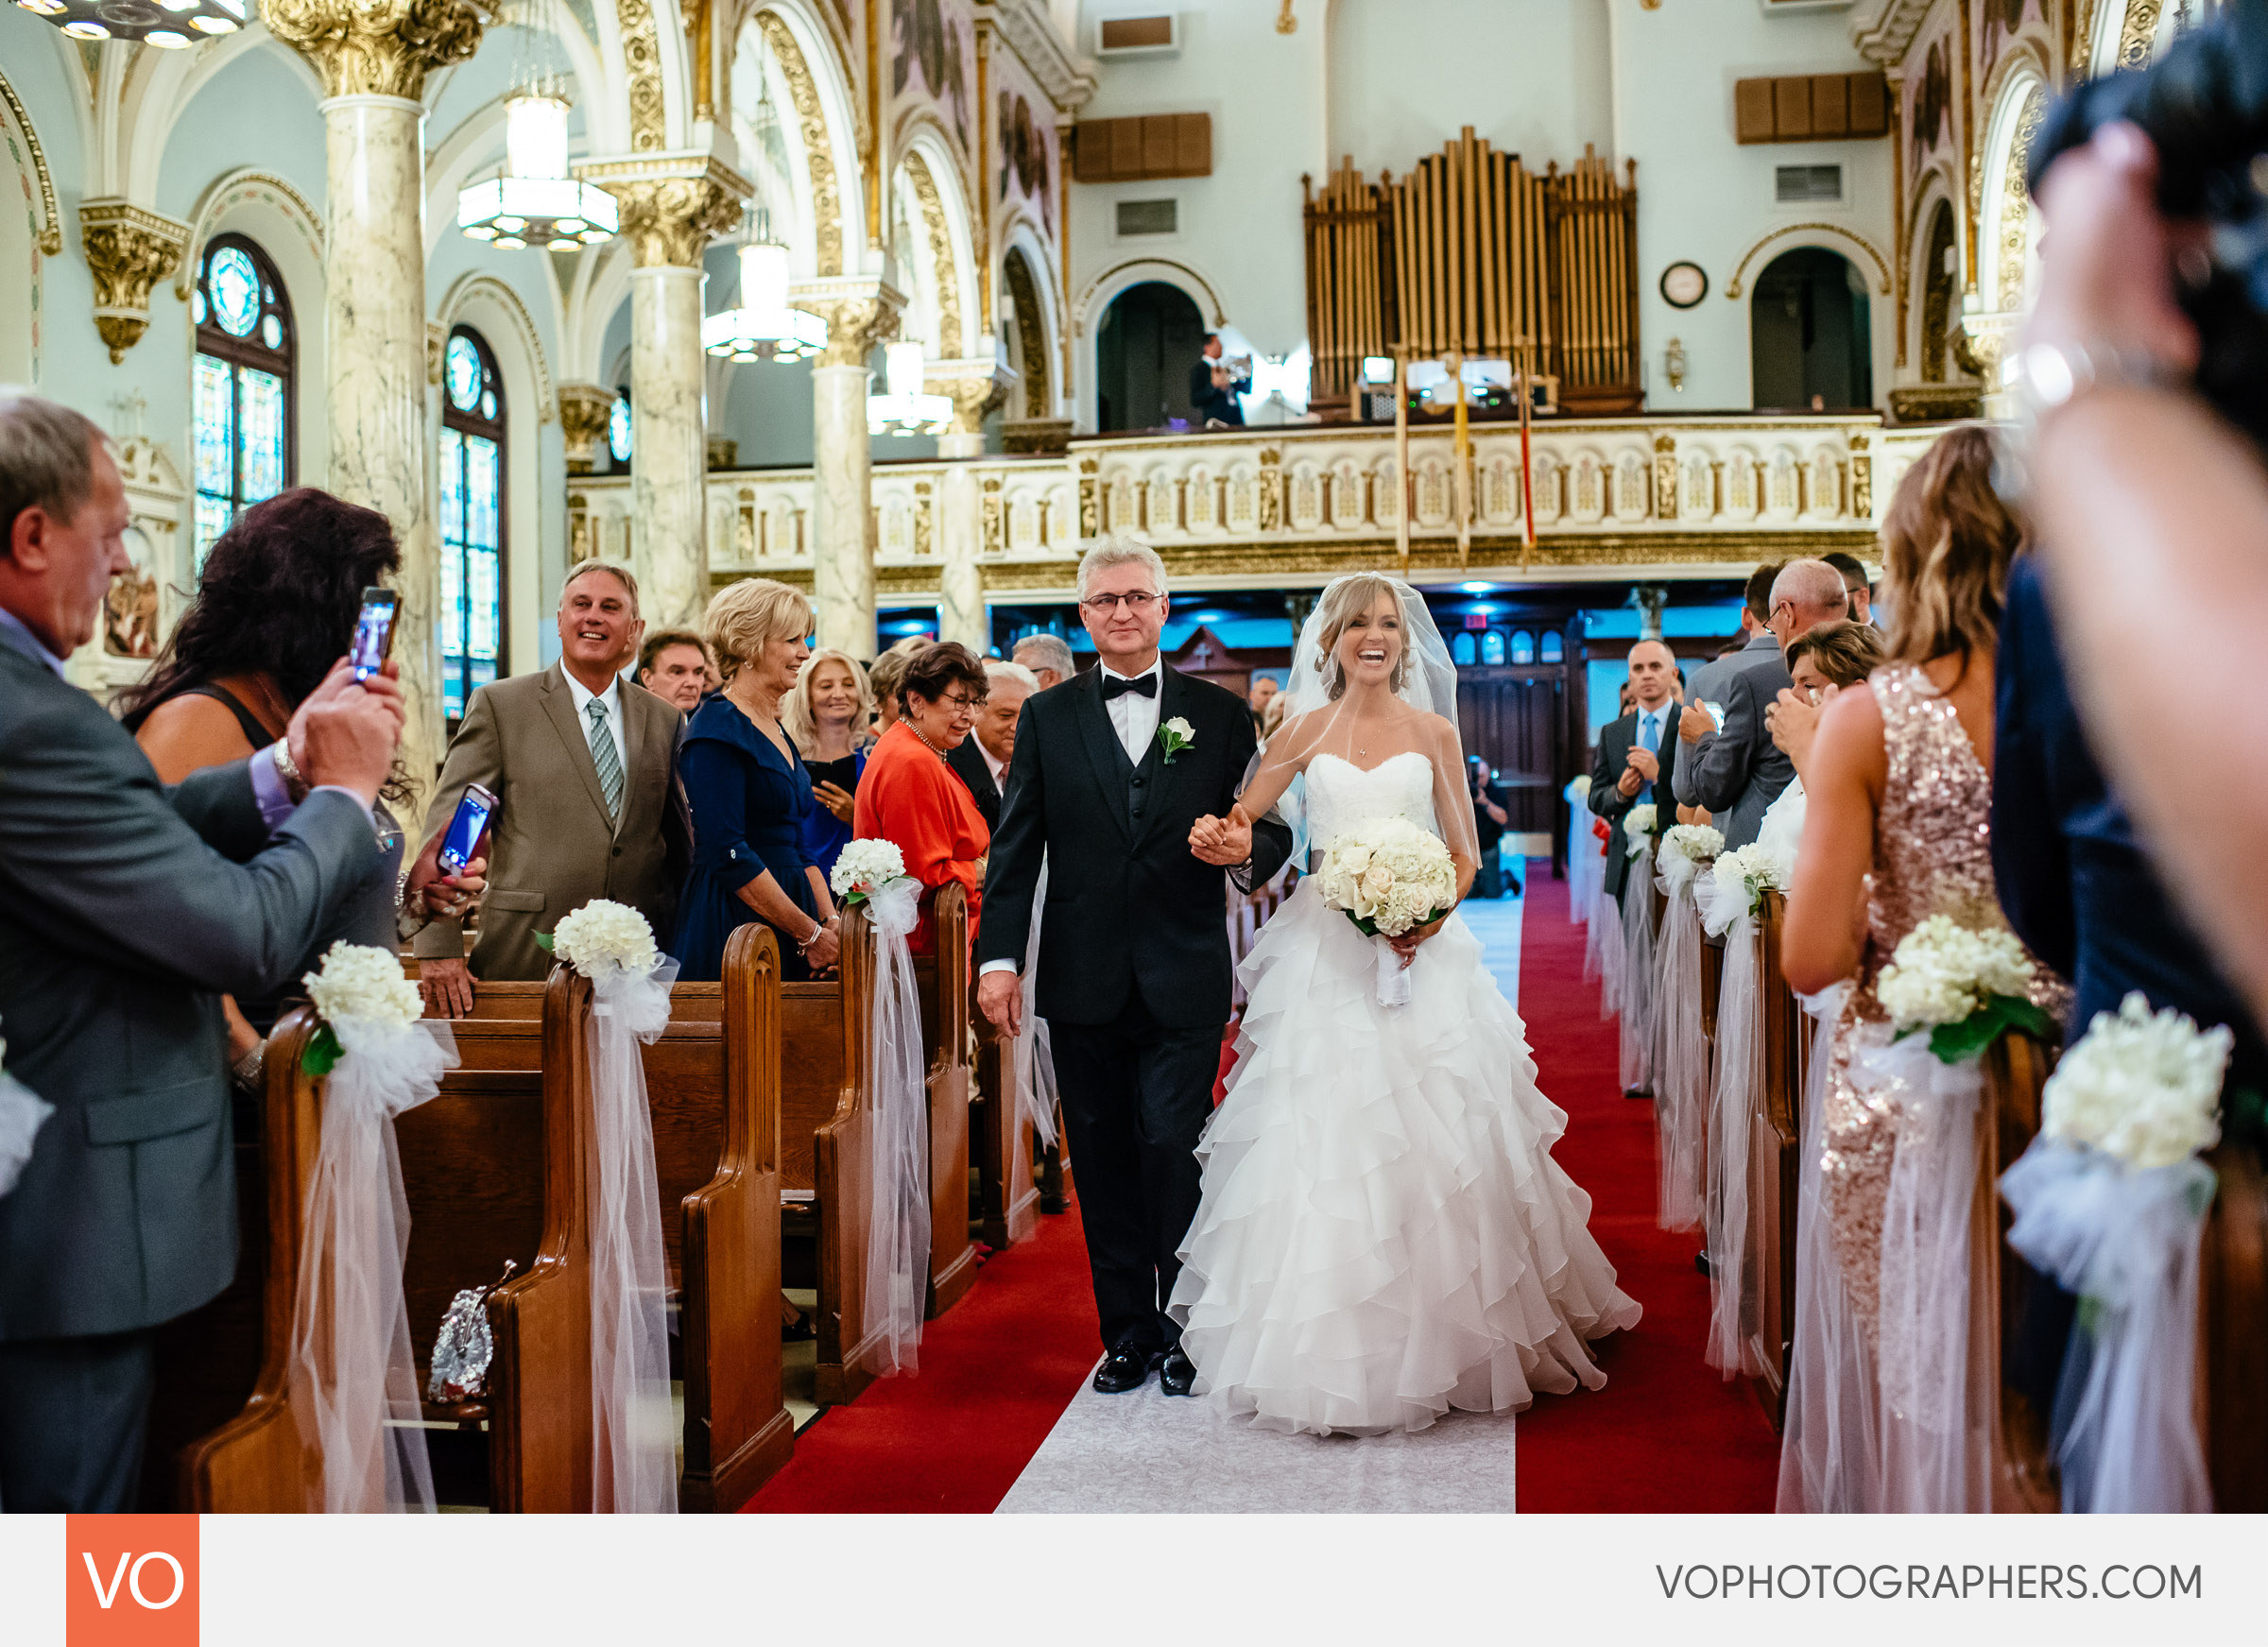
[2030,1,2268,447]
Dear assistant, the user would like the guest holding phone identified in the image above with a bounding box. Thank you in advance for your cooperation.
[120,489,481,1086]
[675,578,841,982]
[783,646,874,883]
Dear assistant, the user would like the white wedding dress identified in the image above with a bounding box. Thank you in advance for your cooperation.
[1168,749,1643,1436]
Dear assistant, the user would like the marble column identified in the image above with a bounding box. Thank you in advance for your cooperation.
[798,281,902,659]
[930,369,1007,651]
[586,163,746,631]
[267,0,485,797]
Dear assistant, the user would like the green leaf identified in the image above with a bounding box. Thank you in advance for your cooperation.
[1928,1007,2006,1065]
[533,931,556,953]
[1990,992,2058,1041]
[301,1022,342,1078]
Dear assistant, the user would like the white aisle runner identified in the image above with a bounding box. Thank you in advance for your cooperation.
[999,887,1528,1514]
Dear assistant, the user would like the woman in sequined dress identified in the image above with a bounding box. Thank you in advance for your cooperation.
[1773,428,2069,1512]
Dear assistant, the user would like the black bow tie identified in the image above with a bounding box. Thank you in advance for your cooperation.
[1100,671,1157,701]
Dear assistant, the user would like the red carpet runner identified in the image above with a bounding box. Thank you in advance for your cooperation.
[746,862,1778,1512]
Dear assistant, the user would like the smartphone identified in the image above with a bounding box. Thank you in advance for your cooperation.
[437,782,496,875]
[350,587,399,681]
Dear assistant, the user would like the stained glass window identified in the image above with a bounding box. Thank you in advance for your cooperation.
[1509,629,1536,665]
[1450,631,1477,666]
[608,388,631,464]
[439,326,507,727]
[1540,630,1565,662]
[192,233,293,567]
[1480,629,1507,666]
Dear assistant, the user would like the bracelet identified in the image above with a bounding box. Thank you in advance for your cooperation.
[230,1041,266,1097]
[797,921,823,952]
[270,741,311,804]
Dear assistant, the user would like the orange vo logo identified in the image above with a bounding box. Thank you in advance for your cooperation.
[66,1516,198,1646]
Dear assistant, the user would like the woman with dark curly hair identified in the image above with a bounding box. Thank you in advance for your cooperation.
[121,489,481,1087]
[852,640,991,957]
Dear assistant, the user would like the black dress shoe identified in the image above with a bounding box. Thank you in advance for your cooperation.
[1160,1346,1196,1397]
[1092,1343,1159,1394]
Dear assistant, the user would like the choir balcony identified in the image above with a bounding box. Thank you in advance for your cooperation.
[567,415,1944,600]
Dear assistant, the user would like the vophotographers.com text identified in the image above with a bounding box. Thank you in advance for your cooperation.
[1657,1563,2202,1602]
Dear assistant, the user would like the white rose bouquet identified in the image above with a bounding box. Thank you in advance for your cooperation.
[831,837,913,907]
[1875,914,2053,1065]
[1316,816,1458,939]
[539,898,661,979]
[1566,774,1591,803]
[1658,823,1724,873]
[1710,841,1791,919]
[2040,993,2231,1170]
[1622,803,1658,860]
[303,940,425,1073]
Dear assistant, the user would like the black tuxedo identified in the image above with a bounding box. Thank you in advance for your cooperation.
[1588,702,1680,903]
[946,736,1003,831]
[977,663,1293,1353]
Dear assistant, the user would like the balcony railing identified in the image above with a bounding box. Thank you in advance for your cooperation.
[567,412,1890,595]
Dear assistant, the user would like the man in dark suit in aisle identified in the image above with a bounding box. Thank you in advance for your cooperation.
[1588,639,1680,906]
[0,390,404,1511]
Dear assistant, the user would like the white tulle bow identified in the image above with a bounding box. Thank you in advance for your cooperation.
[1650,869,1707,1232]
[2001,1141,2216,1513]
[588,959,680,1514]
[288,1015,455,1513]
[861,877,931,1377]
[1703,907,1761,1378]
[1016,860,1059,1150]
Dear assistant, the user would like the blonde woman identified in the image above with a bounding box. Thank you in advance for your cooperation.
[674,577,841,982]
[783,646,875,881]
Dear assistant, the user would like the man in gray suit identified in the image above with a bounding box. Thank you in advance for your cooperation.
[0,391,404,1511]
[1589,640,1681,905]
[1675,559,1848,849]
[1678,562,1781,738]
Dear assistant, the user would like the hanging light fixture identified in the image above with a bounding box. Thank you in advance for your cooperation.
[868,342,952,436]
[701,206,827,362]
[13,0,243,43]
[456,0,617,249]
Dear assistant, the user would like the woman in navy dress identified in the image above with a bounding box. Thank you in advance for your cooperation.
[674,578,843,982]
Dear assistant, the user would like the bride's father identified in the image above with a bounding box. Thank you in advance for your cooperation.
[977,536,1293,1398]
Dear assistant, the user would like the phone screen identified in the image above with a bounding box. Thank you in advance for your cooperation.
[438,785,494,875]
[1703,699,1727,732]
[350,588,399,681]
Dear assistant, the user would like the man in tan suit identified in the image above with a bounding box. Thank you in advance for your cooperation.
[412,559,692,1015]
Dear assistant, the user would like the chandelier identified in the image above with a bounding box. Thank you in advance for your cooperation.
[868,343,952,436]
[11,0,244,43]
[456,1,617,249]
[701,210,827,363]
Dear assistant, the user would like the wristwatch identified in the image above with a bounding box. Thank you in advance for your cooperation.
[231,1040,266,1097]
[270,740,311,804]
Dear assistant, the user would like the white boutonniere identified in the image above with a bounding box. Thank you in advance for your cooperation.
[1157,716,1194,764]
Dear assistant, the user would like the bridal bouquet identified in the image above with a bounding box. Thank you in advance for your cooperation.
[2000,994,2234,1512]
[831,838,917,907]
[1317,818,1458,1007]
[1623,803,1658,859]
[1875,914,2053,1065]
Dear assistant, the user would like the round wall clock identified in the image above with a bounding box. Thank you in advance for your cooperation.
[1659,261,1709,309]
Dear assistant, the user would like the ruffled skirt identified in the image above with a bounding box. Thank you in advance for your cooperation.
[1168,882,1642,1435]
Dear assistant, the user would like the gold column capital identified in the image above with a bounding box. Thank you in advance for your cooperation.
[78,199,189,364]
[580,153,749,268]
[794,277,906,368]
[261,0,490,100]
[558,382,617,473]
[925,356,1015,434]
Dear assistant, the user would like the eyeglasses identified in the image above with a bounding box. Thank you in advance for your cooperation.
[939,693,986,712]
[1080,592,1161,615]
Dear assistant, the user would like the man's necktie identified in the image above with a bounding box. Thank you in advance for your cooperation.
[1638,711,1658,804]
[1100,672,1157,701]
[586,695,624,819]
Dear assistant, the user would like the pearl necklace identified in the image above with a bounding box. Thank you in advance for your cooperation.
[906,723,953,762]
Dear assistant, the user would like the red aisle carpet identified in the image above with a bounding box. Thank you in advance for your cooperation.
[746,861,1779,1513]
[1511,864,1782,1511]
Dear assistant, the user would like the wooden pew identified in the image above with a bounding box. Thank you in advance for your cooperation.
[972,1005,1040,1251]
[1982,1030,2061,1513]
[1744,890,1805,1426]
[918,884,978,1317]
[180,969,587,1510]
[784,904,876,1405]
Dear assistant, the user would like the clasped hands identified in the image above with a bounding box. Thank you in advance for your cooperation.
[1616,746,1659,798]
[1188,802,1254,866]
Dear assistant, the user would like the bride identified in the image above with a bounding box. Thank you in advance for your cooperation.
[1173,574,1641,1435]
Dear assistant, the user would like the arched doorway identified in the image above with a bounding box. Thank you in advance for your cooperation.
[1094,279,1205,433]
[1749,248,1872,412]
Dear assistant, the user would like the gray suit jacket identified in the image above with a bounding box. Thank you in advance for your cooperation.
[1675,632,1795,849]
[0,631,382,1340]
[415,662,691,981]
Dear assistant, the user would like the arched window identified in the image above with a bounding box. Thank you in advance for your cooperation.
[1540,630,1565,662]
[609,384,632,465]
[1450,630,1477,666]
[439,327,507,725]
[1480,629,1506,666]
[1508,629,1537,665]
[192,234,294,567]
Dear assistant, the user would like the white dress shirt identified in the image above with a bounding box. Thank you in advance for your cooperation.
[1099,657,1163,763]
[562,667,628,777]
[980,739,1007,790]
